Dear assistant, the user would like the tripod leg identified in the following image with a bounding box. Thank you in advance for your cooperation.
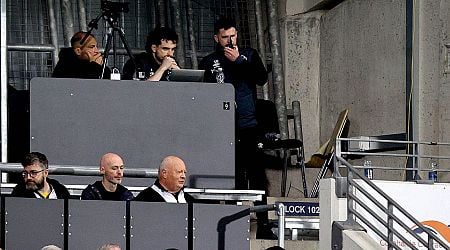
[116,27,138,69]
[102,28,113,79]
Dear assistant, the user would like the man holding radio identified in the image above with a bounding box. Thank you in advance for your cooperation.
[199,17,273,239]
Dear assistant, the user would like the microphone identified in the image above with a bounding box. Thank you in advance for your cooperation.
[226,36,233,49]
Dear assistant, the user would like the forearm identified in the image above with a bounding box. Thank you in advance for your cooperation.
[147,66,167,81]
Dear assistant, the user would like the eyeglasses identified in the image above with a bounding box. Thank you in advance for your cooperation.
[21,169,45,178]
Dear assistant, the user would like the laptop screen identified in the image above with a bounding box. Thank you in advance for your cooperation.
[167,69,205,82]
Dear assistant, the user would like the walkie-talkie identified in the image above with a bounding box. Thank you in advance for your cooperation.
[226,37,233,49]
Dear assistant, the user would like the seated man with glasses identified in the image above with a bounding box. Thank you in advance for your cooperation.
[11,152,70,199]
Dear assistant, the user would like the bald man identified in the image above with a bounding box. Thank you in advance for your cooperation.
[134,156,190,203]
[81,153,134,201]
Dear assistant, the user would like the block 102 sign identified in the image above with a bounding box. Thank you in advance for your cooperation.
[279,202,320,217]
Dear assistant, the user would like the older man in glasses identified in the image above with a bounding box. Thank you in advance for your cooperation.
[11,152,70,199]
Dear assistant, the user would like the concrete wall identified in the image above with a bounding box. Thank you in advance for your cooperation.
[286,0,324,15]
[416,1,450,180]
[282,0,407,188]
[283,0,406,149]
[342,231,383,250]
[283,11,324,160]
[277,0,450,193]
[319,0,406,141]
[319,178,347,250]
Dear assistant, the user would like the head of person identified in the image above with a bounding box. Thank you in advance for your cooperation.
[70,31,100,62]
[21,152,49,192]
[100,153,125,185]
[41,245,62,250]
[98,243,121,250]
[145,27,178,64]
[214,17,238,48]
[158,156,187,193]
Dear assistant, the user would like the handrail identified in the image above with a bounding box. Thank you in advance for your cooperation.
[336,155,449,249]
[0,163,158,178]
[335,137,450,182]
[338,137,450,146]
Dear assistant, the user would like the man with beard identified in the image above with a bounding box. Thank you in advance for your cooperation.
[199,17,275,239]
[134,155,190,203]
[12,152,70,199]
[81,153,133,201]
[122,27,179,81]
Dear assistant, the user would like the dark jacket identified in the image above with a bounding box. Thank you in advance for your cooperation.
[52,48,111,79]
[199,46,267,129]
[81,180,134,201]
[134,180,191,203]
[122,52,171,81]
[11,178,70,199]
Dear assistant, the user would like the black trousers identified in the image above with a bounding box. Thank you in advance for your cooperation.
[236,127,270,227]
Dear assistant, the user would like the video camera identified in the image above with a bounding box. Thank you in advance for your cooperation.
[101,0,129,17]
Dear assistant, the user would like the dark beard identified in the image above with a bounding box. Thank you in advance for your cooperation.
[215,43,225,54]
[25,178,44,191]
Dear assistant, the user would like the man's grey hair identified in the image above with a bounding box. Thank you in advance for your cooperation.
[41,245,62,250]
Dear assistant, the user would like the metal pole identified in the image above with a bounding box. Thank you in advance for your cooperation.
[61,0,74,46]
[78,0,87,31]
[277,203,285,248]
[267,0,288,140]
[135,0,141,45]
[157,0,166,27]
[186,0,198,69]
[170,0,185,68]
[48,0,59,65]
[24,0,29,89]
[0,0,8,165]
[387,202,394,250]
[150,0,157,28]
[293,101,308,195]
[292,101,303,141]
[255,0,269,100]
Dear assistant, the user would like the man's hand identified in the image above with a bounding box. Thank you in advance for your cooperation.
[161,56,179,71]
[224,46,239,62]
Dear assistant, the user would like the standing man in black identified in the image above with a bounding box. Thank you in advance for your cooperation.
[199,17,274,239]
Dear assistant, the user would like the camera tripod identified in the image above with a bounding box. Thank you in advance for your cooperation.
[81,2,137,80]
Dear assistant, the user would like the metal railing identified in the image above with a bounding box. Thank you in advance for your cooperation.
[333,137,450,249]
[0,162,158,177]
[336,155,449,249]
[335,138,450,181]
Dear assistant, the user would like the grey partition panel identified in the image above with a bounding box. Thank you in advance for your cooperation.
[4,197,64,250]
[194,204,250,250]
[130,202,188,249]
[68,200,126,249]
[0,197,2,246]
[30,77,235,188]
